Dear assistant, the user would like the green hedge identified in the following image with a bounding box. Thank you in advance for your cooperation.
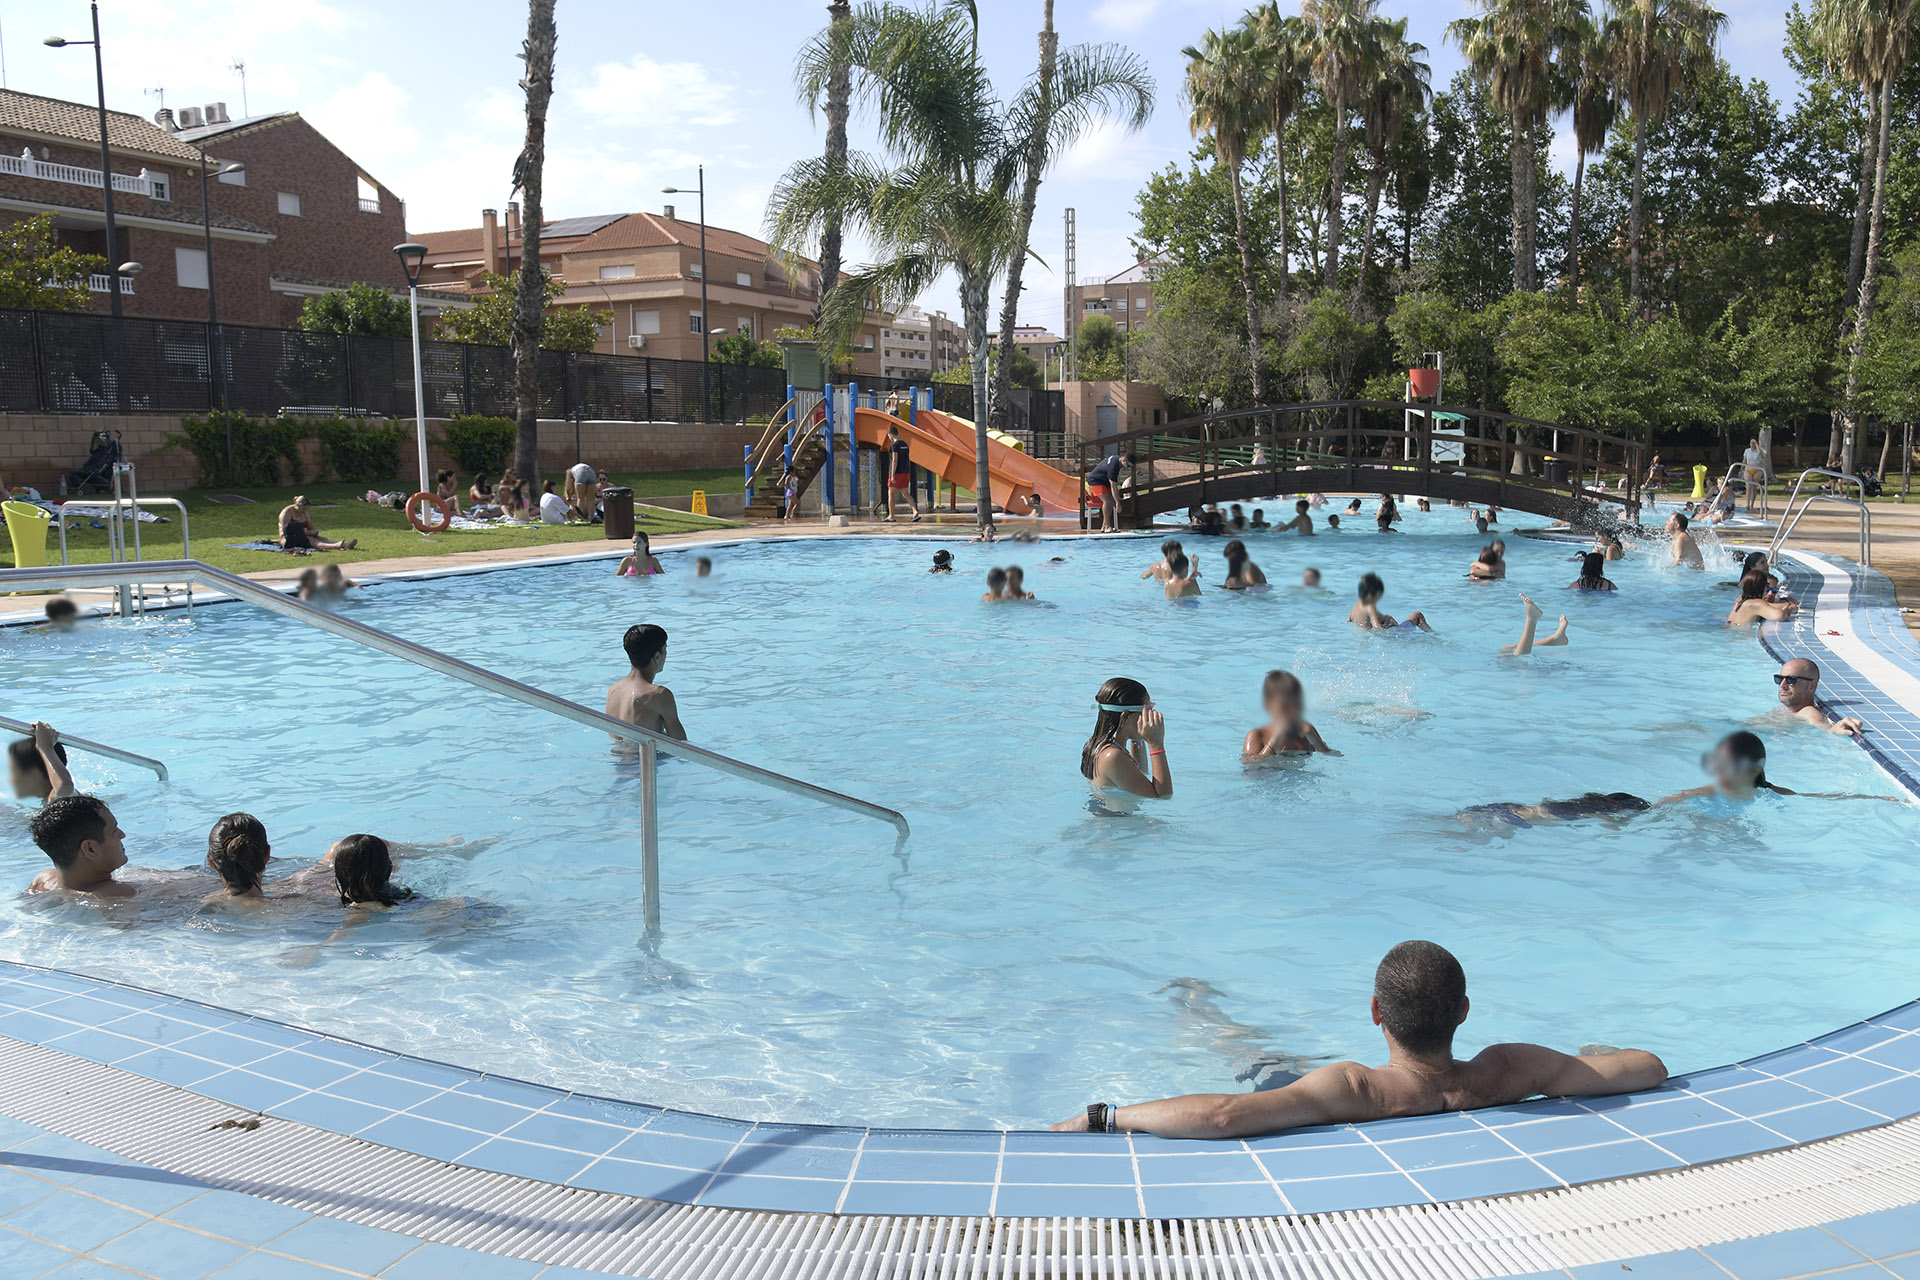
[315,420,408,486]
[437,416,516,478]
[161,413,409,489]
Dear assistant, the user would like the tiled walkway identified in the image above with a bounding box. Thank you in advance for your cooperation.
[1501,1205,1920,1280]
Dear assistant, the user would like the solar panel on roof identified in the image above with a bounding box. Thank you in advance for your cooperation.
[541,213,626,238]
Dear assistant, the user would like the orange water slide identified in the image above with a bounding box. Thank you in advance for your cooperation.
[849,406,1082,515]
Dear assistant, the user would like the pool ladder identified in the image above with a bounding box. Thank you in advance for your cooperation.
[0,560,910,941]
[1768,468,1872,569]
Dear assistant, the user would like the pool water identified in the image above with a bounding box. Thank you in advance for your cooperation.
[4,509,1918,1129]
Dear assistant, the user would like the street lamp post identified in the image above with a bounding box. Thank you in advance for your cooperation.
[196,149,245,466]
[394,243,432,496]
[44,2,123,319]
[662,168,709,415]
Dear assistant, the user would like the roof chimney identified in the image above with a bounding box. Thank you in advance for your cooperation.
[481,208,501,276]
[663,204,674,221]
[504,202,520,268]
[153,107,177,132]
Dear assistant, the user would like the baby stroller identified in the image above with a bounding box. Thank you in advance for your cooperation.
[68,431,124,494]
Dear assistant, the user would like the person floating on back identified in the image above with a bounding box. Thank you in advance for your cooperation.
[1051,940,1667,1137]
[1347,572,1430,631]
[9,722,75,806]
[28,795,133,898]
[606,624,686,740]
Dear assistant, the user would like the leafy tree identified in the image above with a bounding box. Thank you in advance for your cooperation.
[432,271,607,353]
[1280,287,1376,398]
[1564,14,1620,295]
[710,333,784,367]
[1353,17,1430,299]
[1247,4,1312,304]
[932,346,1043,391]
[1075,314,1126,379]
[1426,72,1548,305]
[1304,0,1381,289]
[1182,26,1269,400]
[297,282,412,337]
[0,214,105,312]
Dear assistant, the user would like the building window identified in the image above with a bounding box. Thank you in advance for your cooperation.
[600,264,636,280]
[689,312,704,333]
[689,263,703,279]
[277,192,301,216]
[148,175,170,201]
[219,167,245,187]
[1134,297,1149,309]
[632,308,661,335]
[737,317,753,336]
[736,271,753,287]
[175,247,209,290]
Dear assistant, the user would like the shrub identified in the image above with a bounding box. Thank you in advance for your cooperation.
[439,415,516,476]
[161,412,308,488]
[314,419,408,486]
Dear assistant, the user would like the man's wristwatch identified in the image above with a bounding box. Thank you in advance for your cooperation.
[1087,1102,1118,1133]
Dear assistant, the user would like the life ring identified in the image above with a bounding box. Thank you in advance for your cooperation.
[407,492,451,534]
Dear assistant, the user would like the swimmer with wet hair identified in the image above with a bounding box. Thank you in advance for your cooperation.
[1348,572,1430,631]
[1300,567,1322,589]
[1142,539,1186,581]
[1570,552,1616,592]
[1667,512,1704,569]
[1376,495,1400,531]
[1345,499,1363,514]
[695,557,713,578]
[1279,501,1316,536]
[8,722,75,804]
[983,566,1009,602]
[1243,670,1334,758]
[1004,565,1034,601]
[1164,550,1201,600]
[1501,594,1569,655]
[1221,540,1266,589]
[1458,792,1651,831]
[1249,508,1270,530]
[1081,677,1172,803]
[1327,514,1342,531]
[331,834,415,907]
[1727,570,1798,626]
[27,796,131,898]
[43,598,79,630]
[1469,544,1505,580]
[205,813,272,899]
[606,623,685,739]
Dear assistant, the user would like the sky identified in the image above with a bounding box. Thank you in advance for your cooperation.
[5,0,1802,336]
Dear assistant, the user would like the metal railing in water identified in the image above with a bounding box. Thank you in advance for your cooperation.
[0,714,169,781]
[0,560,910,936]
[1768,468,1872,568]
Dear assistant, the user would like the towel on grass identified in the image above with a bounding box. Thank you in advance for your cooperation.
[224,540,306,553]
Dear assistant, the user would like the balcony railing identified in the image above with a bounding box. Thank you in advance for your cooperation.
[358,197,381,213]
[84,274,136,294]
[1,148,167,198]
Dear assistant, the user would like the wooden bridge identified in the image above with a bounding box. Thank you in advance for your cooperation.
[1073,401,1647,529]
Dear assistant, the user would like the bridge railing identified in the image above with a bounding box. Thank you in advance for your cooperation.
[1072,401,1645,526]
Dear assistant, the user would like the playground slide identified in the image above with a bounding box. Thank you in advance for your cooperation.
[851,406,1082,516]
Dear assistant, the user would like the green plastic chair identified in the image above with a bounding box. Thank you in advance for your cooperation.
[3,500,53,569]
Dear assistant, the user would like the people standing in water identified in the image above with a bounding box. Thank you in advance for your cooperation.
[27,796,132,898]
[1220,540,1266,590]
[1772,658,1865,736]
[1300,567,1323,589]
[1348,572,1430,631]
[1279,501,1316,535]
[1570,552,1617,592]
[1242,670,1333,757]
[1667,512,1704,569]
[1469,544,1505,580]
[1375,495,1400,532]
[1596,530,1625,562]
[1500,594,1569,655]
[606,624,686,740]
[982,567,1009,602]
[1249,509,1270,530]
[1164,550,1201,600]
[1142,539,1188,582]
[1003,566,1035,601]
[1326,514,1342,531]
[616,531,663,576]
[9,723,75,805]
[1727,570,1798,626]
[204,813,272,902]
[1052,941,1666,1137]
[1081,678,1173,805]
[883,425,920,523]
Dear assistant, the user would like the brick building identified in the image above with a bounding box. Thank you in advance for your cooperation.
[1068,261,1159,339]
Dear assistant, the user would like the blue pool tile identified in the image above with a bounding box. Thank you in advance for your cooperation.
[211,1252,356,1280]
[31,995,138,1029]
[1132,1152,1266,1184]
[189,1070,308,1114]
[1780,1055,1906,1099]
[458,1138,597,1185]
[2,1134,127,1184]
[839,1181,996,1217]
[1356,1110,1483,1140]
[1670,1066,1770,1094]
[0,1228,73,1275]
[1758,1099,1887,1144]
[1744,1044,1845,1076]
[604,1129,735,1171]
[91,1219,249,1280]
[1879,1249,1920,1277]
[1703,1226,1866,1280]
[0,1114,45,1148]
[1138,1182,1287,1219]
[859,1129,1002,1153]
[998,1153,1136,1186]
[1868,1002,1920,1033]
[225,1019,316,1052]
[467,1074,564,1106]
[244,1050,360,1090]
[366,1057,478,1091]
[698,1173,845,1214]
[1859,1035,1920,1071]
[408,1088,538,1135]
[1568,1248,1726,1279]
[1698,1078,1827,1120]
[1822,1202,1920,1258]
[1656,1119,1786,1165]
[322,1073,447,1114]
[1814,1022,1907,1055]
[269,1090,392,1136]
[569,1157,712,1202]
[113,1048,221,1090]
[498,1111,629,1156]
[160,1190,312,1245]
[741,1125,864,1150]
[1241,1125,1367,1153]
[41,1026,150,1066]
[1409,1157,1555,1202]
[1494,1114,1634,1156]
[174,1029,282,1068]
[0,1011,86,1046]
[721,1142,858,1181]
[378,1241,546,1280]
[1372,1129,1518,1171]
[1128,1133,1259,1154]
[0,1169,55,1217]
[992,1183,1140,1219]
[1533,1139,1682,1186]
[641,1111,754,1143]
[70,1165,209,1216]
[1274,1170,1426,1214]
[541,1095,660,1131]
[267,1217,423,1275]
[38,1259,141,1280]
[1592,1096,1734,1138]
[1844,1074,1920,1120]
[1253,1141,1397,1182]
[3,1190,147,1253]
[1000,1131,1129,1154]
[359,1113,489,1162]
[287,1037,390,1068]
[853,1150,999,1183]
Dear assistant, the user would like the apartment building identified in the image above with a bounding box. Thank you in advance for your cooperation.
[1067,260,1159,338]
[415,204,885,377]
[0,89,407,327]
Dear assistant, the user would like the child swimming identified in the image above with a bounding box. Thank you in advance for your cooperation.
[1242,670,1334,758]
[1080,677,1173,809]
[1347,572,1430,631]
[1220,540,1266,589]
[1163,550,1201,599]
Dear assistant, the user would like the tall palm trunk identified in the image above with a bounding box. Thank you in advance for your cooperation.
[991,0,1057,436]
[1324,88,1350,288]
[1841,74,1896,471]
[1843,89,1878,310]
[1225,164,1267,403]
[960,269,996,529]
[1353,154,1385,306]
[1565,149,1586,299]
[1275,132,1293,305]
[511,0,557,481]
[816,0,853,324]
[1628,115,1648,310]
[1510,110,1536,292]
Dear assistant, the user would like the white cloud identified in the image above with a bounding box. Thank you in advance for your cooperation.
[1092,0,1166,33]
[571,55,741,130]
[1060,118,1155,181]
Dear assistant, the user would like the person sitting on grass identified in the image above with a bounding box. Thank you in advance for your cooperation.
[538,481,571,525]
[435,470,465,516]
[278,495,357,552]
[1050,940,1667,1137]
[1501,594,1569,655]
[1727,570,1798,626]
[27,795,133,898]
[606,623,685,740]
[9,722,75,805]
[469,474,495,508]
[1772,658,1865,736]
[1243,670,1333,758]
[1347,572,1429,631]
[43,598,79,631]
[616,530,663,576]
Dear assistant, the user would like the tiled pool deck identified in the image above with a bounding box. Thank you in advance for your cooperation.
[3,540,1920,1277]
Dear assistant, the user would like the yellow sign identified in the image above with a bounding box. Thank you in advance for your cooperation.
[690,490,708,516]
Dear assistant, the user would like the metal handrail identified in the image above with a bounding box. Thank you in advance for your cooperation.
[56,497,191,569]
[0,714,169,782]
[1767,468,1871,567]
[0,560,911,935]
[1715,462,1770,522]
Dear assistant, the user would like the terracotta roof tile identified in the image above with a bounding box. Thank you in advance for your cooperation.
[0,89,204,162]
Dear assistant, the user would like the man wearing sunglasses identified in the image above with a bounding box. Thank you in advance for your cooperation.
[1774,658,1865,736]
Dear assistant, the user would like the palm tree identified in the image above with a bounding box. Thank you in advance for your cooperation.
[1448,0,1583,294]
[989,4,1154,435]
[768,2,1020,529]
[1303,0,1379,290]
[1247,5,1310,305]
[1353,18,1429,302]
[1182,27,1267,401]
[1605,0,1726,309]
[1817,0,1916,469]
[510,0,557,480]
[1562,14,1617,298]
[794,1,855,324]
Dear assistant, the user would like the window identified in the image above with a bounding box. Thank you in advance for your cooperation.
[600,264,636,280]
[148,175,170,201]
[736,271,753,287]
[737,317,753,335]
[1134,297,1149,309]
[175,247,208,290]
[688,312,704,333]
[689,262,703,279]
[632,308,661,335]
[277,192,302,216]
[219,167,245,186]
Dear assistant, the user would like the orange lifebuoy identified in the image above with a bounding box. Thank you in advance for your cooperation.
[407,492,451,534]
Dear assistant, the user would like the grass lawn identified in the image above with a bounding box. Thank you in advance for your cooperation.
[2,468,741,576]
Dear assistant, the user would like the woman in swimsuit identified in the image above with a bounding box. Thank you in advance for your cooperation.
[203,813,273,905]
[1726,569,1797,626]
[1220,540,1266,590]
[1242,670,1333,758]
[1469,544,1505,580]
[616,530,664,576]
[1081,677,1172,810]
[434,470,465,515]
[331,834,416,908]
[1570,551,1617,592]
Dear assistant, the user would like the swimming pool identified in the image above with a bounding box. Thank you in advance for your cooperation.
[4,509,1916,1130]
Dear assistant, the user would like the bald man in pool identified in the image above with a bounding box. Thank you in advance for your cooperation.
[1053,940,1667,1138]
[1774,658,1866,736]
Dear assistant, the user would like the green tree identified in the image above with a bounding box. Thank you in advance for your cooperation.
[1248,4,1312,304]
[1182,26,1268,401]
[932,346,1043,391]
[1353,17,1430,299]
[0,214,105,312]
[511,0,559,478]
[1563,14,1619,294]
[1304,0,1381,289]
[297,282,412,337]
[1075,313,1126,379]
[710,333,784,367]
[793,0,855,325]
[433,271,608,353]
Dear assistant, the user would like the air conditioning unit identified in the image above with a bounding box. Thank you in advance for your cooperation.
[205,102,230,124]
[178,107,205,128]
[627,334,646,349]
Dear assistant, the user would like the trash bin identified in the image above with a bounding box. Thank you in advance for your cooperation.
[1545,459,1568,486]
[1691,464,1709,501]
[2,500,52,568]
[601,486,635,541]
